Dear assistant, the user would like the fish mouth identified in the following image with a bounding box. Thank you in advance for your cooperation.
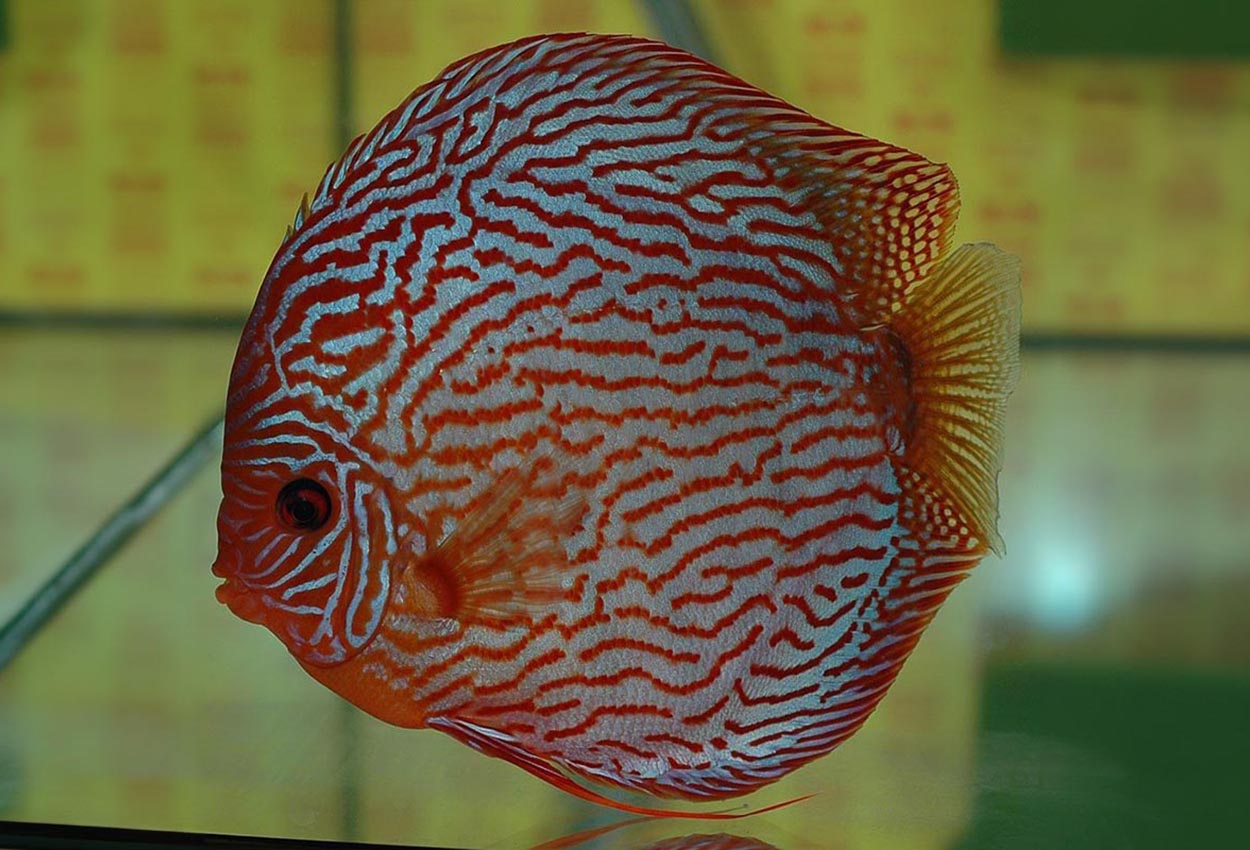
[214,576,268,625]
[210,551,233,581]
[212,548,268,626]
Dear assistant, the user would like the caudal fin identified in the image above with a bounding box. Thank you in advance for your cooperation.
[889,243,1021,554]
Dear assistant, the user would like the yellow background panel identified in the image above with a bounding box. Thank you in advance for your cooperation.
[0,0,336,312]
[1,0,1249,332]
[700,0,1250,334]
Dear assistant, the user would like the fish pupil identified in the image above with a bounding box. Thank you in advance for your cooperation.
[291,500,316,524]
[277,478,331,532]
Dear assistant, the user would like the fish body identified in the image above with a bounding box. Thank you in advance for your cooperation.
[213,33,1019,811]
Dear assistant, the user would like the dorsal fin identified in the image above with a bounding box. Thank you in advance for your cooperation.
[286,32,961,303]
[748,127,961,320]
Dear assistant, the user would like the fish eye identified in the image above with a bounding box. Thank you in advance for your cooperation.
[276,478,333,532]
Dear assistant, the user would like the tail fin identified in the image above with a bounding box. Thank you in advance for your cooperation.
[888,243,1021,554]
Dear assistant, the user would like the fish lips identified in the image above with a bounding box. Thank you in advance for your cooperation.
[210,537,271,627]
[212,569,266,626]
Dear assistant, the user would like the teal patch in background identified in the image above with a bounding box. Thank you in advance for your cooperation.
[956,663,1250,848]
[1001,0,1250,58]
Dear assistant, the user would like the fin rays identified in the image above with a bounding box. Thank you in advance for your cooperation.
[891,243,1022,553]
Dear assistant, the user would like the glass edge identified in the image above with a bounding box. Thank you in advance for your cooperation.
[0,819,461,850]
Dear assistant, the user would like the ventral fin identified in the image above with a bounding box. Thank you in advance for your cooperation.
[399,454,587,627]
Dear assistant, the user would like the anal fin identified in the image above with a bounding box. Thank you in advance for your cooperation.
[430,717,813,820]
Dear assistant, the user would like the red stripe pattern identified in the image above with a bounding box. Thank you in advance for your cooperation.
[214,33,983,803]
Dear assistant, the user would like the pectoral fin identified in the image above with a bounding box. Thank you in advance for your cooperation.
[399,455,587,627]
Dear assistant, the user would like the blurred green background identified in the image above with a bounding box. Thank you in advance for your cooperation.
[0,2,1247,849]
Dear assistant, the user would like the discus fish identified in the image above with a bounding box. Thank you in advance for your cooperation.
[213,33,1020,816]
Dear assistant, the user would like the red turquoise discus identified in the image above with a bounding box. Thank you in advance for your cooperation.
[212,32,1020,816]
